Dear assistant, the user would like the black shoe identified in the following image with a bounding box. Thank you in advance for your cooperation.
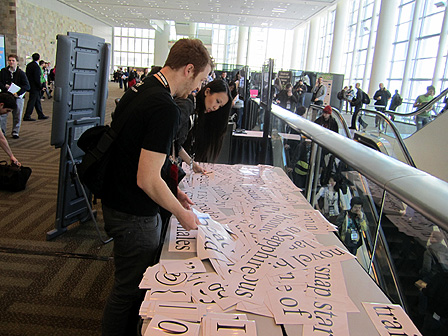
[23,117,36,121]
[38,115,49,120]
[12,133,19,139]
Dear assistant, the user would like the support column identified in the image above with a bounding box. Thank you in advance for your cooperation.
[305,17,319,71]
[401,0,423,99]
[329,0,349,74]
[432,4,448,90]
[368,0,400,96]
[237,26,248,66]
[154,23,170,67]
[291,25,301,69]
[348,0,364,86]
[189,22,197,38]
[362,0,381,88]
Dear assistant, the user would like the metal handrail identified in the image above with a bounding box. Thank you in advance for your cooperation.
[354,109,416,168]
[266,103,448,232]
[383,87,448,118]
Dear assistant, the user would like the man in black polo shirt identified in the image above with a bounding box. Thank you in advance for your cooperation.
[100,38,213,336]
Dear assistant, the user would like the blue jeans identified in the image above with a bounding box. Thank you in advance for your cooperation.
[416,115,429,131]
[102,205,162,336]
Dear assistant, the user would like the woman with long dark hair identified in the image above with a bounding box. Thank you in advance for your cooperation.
[175,79,232,171]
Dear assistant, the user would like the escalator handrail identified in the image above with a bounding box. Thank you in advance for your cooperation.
[369,87,448,118]
[355,109,416,168]
[265,102,448,232]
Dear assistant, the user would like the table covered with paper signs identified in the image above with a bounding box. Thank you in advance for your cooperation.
[139,164,422,336]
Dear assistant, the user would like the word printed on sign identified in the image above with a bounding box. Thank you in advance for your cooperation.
[362,302,422,336]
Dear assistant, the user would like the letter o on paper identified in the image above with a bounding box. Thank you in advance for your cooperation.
[158,320,189,334]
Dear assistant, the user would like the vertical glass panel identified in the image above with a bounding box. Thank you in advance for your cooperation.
[141,39,149,53]
[149,39,155,53]
[134,54,142,68]
[121,53,128,67]
[114,52,121,66]
[121,38,128,51]
[392,42,408,61]
[135,28,142,38]
[121,28,128,36]
[417,36,441,59]
[149,29,155,38]
[390,60,405,79]
[135,38,142,53]
[414,58,437,78]
[114,37,121,51]
[128,28,135,37]
[396,21,411,42]
[115,27,121,36]
[148,54,154,66]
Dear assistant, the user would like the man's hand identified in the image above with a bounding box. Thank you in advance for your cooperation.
[177,188,194,210]
[177,209,200,231]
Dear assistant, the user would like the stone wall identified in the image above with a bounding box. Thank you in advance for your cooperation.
[0,1,18,57]
[15,0,92,65]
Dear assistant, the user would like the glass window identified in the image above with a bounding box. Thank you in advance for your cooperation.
[392,42,408,61]
[417,36,441,59]
[390,60,405,79]
[396,21,411,42]
[135,38,142,53]
[113,27,155,68]
[414,58,437,78]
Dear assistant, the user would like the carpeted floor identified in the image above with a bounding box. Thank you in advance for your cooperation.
[0,82,126,336]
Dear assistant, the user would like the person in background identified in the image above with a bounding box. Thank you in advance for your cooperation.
[175,79,232,171]
[337,86,347,112]
[373,83,391,129]
[345,85,354,114]
[315,174,342,224]
[0,54,30,139]
[311,76,327,106]
[0,93,21,166]
[220,71,229,84]
[350,83,368,130]
[388,89,403,121]
[314,105,338,133]
[336,196,368,255]
[414,85,435,131]
[294,79,307,108]
[23,53,49,121]
[100,38,212,336]
[276,83,298,112]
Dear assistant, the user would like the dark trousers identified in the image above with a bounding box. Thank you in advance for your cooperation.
[24,90,44,119]
[102,205,162,336]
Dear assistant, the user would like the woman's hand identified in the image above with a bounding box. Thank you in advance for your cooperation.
[193,161,206,174]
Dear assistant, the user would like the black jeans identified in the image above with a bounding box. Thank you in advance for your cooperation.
[24,90,44,119]
[102,205,161,336]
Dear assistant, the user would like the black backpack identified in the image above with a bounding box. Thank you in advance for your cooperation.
[337,90,344,100]
[362,91,370,105]
[77,125,117,198]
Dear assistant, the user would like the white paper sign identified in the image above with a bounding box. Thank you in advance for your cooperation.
[362,302,422,336]
[169,219,197,253]
[145,314,200,336]
[162,258,207,274]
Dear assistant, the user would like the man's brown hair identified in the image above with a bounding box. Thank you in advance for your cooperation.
[8,54,19,62]
[164,39,214,77]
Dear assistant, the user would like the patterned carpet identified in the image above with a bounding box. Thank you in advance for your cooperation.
[0,82,126,336]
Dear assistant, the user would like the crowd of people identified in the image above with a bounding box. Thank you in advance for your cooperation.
[0,52,55,167]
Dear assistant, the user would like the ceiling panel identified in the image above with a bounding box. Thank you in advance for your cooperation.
[58,0,337,30]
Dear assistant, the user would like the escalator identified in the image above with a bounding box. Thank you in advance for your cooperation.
[268,103,448,335]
